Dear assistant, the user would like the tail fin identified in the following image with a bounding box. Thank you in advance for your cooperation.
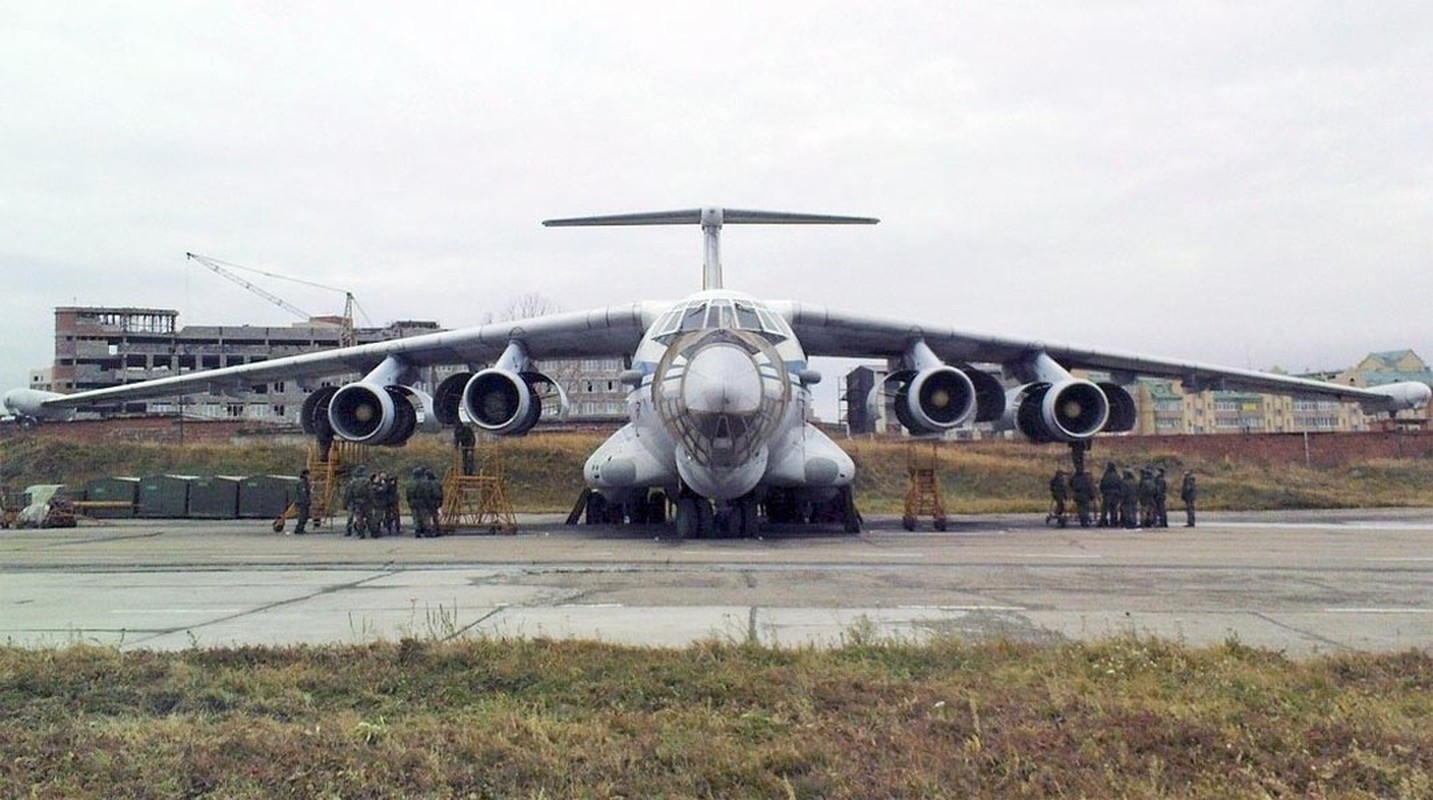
[543,206,878,290]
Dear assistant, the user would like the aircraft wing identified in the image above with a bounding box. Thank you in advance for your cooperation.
[780,302,1428,411]
[28,302,661,410]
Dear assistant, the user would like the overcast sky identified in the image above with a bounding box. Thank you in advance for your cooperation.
[4,2,1430,419]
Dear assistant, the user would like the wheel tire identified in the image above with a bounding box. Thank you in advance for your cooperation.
[585,492,606,525]
[841,488,861,534]
[739,500,760,538]
[674,498,697,540]
[648,490,667,524]
[695,498,715,539]
[902,515,916,531]
[934,516,948,532]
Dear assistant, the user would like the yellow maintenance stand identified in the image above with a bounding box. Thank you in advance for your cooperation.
[902,441,949,531]
[274,440,368,532]
[439,439,517,535]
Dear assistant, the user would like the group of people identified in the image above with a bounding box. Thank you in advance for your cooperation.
[289,465,446,538]
[1049,461,1197,529]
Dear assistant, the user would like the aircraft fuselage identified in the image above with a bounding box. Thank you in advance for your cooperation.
[583,289,853,516]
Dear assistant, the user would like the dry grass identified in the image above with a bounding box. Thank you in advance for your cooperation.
[4,432,1433,513]
[2,635,1431,798]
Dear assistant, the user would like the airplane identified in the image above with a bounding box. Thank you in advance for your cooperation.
[5,207,1430,538]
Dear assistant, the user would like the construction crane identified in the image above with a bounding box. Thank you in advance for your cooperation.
[185,252,362,347]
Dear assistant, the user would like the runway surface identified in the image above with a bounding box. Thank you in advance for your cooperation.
[3,509,1432,656]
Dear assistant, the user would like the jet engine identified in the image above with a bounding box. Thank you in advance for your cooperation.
[327,382,436,446]
[1361,380,1433,412]
[886,366,977,435]
[460,368,553,436]
[1003,380,1111,443]
[2,388,74,422]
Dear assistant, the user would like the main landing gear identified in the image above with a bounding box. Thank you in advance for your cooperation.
[568,485,862,538]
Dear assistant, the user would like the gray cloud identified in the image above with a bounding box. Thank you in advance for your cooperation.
[3,2,1430,414]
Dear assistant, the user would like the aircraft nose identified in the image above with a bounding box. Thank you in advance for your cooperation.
[682,343,762,414]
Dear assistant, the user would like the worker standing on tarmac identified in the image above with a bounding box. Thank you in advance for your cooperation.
[1098,462,1122,527]
[383,472,401,535]
[1138,468,1156,527]
[1070,468,1094,528]
[407,467,430,538]
[1153,467,1170,528]
[293,469,311,535]
[343,465,367,537]
[1121,469,1140,529]
[424,468,445,536]
[1181,470,1198,527]
[1048,468,1069,528]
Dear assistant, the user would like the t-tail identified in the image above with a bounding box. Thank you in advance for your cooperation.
[542,207,879,291]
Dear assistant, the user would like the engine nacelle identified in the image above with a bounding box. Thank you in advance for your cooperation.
[1098,382,1138,433]
[1003,380,1111,443]
[462,368,546,436]
[1361,381,1433,412]
[888,366,977,435]
[433,372,473,426]
[327,382,436,446]
[2,389,74,421]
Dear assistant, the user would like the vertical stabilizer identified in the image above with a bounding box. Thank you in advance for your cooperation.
[543,206,878,291]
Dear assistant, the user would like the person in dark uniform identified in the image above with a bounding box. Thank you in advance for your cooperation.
[293,469,312,534]
[455,425,477,476]
[1153,467,1169,528]
[1070,468,1094,528]
[367,473,387,538]
[1098,462,1122,527]
[1180,470,1198,527]
[343,465,368,537]
[1137,468,1155,528]
[383,473,401,535]
[1120,469,1139,529]
[424,468,445,536]
[1048,468,1069,527]
[407,467,430,538]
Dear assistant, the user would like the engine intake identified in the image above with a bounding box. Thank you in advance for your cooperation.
[890,366,977,435]
[326,382,432,446]
[462,369,549,436]
[1005,380,1111,443]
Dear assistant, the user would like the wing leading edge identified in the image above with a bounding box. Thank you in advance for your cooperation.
[27,303,661,411]
[779,302,1431,413]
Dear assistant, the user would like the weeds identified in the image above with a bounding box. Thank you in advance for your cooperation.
[6,434,1433,513]
[8,635,1425,797]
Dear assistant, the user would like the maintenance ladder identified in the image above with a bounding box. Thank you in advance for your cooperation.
[439,443,517,535]
[902,441,948,531]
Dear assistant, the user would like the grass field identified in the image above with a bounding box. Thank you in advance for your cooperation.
[2,635,1431,798]
[4,432,1433,514]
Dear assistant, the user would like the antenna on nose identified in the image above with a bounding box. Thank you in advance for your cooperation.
[543,206,879,291]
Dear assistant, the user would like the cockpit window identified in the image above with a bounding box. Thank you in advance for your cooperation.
[652,298,789,344]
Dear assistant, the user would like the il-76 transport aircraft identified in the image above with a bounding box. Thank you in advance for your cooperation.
[6,208,1429,537]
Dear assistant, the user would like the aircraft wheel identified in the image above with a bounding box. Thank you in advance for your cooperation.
[584,492,604,525]
[695,498,715,539]
[901,515,916,531]
[647,490,667,524]
[934,516,948,532]
[840,487,861,534]
[674,497,697,540]
[737,499,757,538]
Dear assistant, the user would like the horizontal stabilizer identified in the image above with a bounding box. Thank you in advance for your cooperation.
[544,206,879,291]
[543,207,879,227]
